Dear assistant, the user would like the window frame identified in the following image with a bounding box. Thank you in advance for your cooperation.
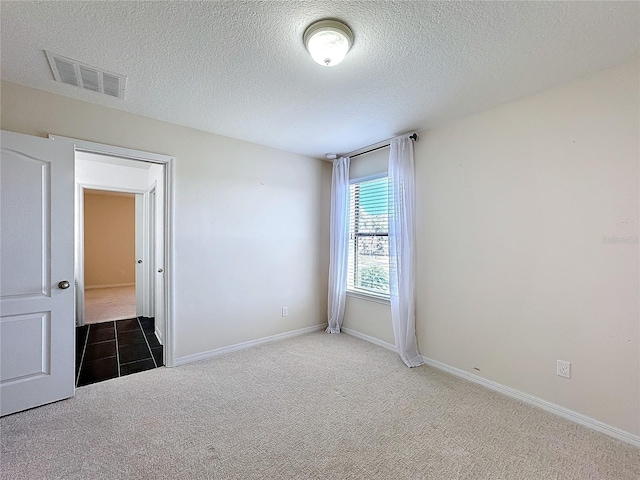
[347,173,391,303]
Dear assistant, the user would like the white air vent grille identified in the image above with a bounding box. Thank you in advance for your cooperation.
[102,73,121,98]
[54,57,78,86]
[45,50,126,99]
[79,66,100,92]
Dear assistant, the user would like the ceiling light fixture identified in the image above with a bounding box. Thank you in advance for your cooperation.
[303,19,353,67]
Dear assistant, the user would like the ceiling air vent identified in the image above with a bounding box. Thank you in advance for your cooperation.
[45,50,126,99]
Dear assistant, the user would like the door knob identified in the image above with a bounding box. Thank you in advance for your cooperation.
[157,268,163,273]
[137,259,143,264]
[58,280,71,289]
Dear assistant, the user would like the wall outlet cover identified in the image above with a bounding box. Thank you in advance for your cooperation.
[557,360,571,379]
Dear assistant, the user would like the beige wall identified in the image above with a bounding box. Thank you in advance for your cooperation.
[343,296,394,345]
[416,60,638,434]
[344,60,639,435]
[1,80,328,359]
[84,191,135,287]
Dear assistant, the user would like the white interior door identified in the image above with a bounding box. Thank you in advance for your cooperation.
[151,186,166,344]
[137,189,154,318]
[148,188,156,319]
[148,167,166,346]
[0,130,75,416]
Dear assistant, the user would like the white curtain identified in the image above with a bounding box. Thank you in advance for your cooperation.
[388,136,423,367]
[327,156,350,333]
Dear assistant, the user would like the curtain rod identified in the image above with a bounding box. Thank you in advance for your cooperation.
[348,133,418,159]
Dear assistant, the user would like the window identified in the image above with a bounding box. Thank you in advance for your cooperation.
[347,176,390,298]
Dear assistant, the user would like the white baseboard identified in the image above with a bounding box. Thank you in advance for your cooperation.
[85,283,135,289]
[341,328,639,447]
[341,328,397,352]
[173,324,326,367]
[422,356,640,447]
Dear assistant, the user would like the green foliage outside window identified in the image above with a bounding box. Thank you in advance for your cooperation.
[359,264,389,293]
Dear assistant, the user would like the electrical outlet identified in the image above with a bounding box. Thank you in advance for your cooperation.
[281,307,288,317]
[557,360,571,379]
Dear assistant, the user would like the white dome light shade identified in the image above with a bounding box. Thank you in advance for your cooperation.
[304,20,353,67]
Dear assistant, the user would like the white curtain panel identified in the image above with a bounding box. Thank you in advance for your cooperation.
[326,156,350,334]
[388,136,423,367]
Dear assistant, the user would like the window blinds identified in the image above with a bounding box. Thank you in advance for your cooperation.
[347,176,390,296]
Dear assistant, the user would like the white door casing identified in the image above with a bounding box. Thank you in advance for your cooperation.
[135,193,145,317]
[52,134,174,366]
[147,186,156,320]
[0,130,75,416]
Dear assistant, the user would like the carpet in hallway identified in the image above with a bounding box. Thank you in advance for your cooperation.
[84,285,136,324]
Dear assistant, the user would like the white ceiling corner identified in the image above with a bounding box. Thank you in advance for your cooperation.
[1,1,638,159]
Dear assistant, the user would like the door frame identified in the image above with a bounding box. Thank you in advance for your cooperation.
[50,135,176,367]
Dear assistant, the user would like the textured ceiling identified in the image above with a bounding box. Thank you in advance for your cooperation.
[1,1,638,158]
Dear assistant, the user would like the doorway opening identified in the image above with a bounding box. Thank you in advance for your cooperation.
[73,150,168,386]
[83,189,137,324]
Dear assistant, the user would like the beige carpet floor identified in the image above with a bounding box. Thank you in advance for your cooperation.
[1,332,638,479]
[84,286,136,324]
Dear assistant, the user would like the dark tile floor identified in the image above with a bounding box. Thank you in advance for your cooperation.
[76,317,163,387]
